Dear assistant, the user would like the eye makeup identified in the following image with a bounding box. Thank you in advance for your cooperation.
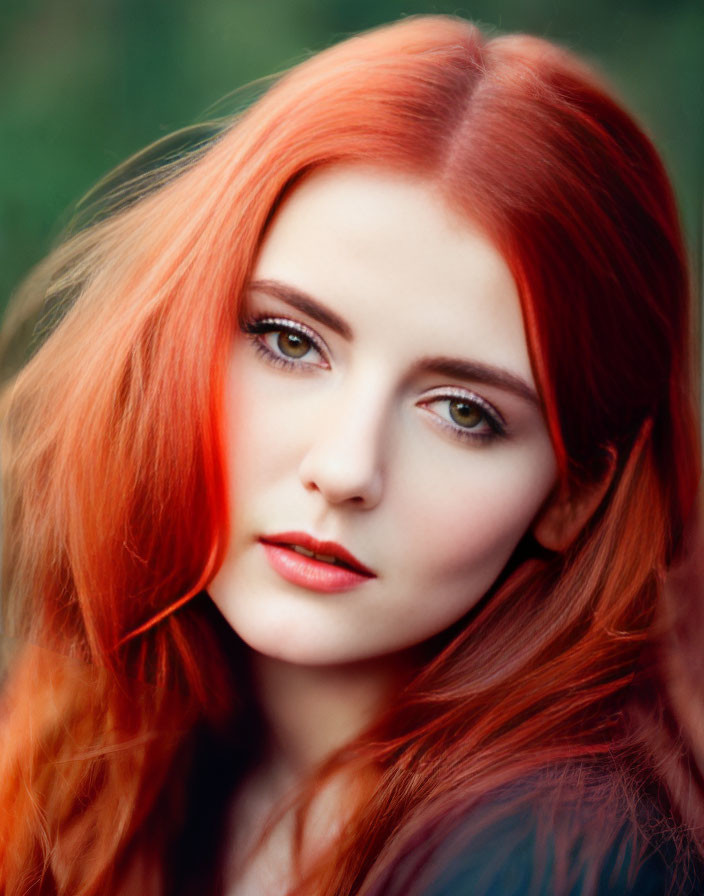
[240,314,331,371]
[240,310,509,446]
[418,386,507,444]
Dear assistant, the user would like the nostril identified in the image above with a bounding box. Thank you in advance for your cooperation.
[298,459,383,509]
[297,418,386,509]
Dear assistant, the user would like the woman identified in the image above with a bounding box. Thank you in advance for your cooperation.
[0,14,702,895]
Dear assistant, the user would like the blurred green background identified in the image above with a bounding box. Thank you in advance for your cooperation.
[1,0,702,315]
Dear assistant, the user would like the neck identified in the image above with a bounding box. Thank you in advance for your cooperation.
[249,651,412,779]
[222,652,417,891]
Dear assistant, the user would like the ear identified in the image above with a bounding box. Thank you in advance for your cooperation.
[532,447,617,552]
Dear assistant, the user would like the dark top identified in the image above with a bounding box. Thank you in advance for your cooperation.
[419,796,703,896]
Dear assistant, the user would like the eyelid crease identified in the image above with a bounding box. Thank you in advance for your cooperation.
[240,312,508,441]
[240,313,331,368]
[412,357,540,408]
[417,390,508,443]
[419,385,506,428]
[247,279,354,340]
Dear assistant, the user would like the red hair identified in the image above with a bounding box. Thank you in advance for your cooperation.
[0,15,701,895]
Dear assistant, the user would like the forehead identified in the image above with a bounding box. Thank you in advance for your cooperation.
[253,165,535,384]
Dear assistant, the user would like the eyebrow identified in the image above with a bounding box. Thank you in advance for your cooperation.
[247,279,353,339]
[247,278,540,407]
[411,357,540,407]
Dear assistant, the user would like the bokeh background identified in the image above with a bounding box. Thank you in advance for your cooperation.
[1,0,702,329]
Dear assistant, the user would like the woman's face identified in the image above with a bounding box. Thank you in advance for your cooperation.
[208,166,558,666]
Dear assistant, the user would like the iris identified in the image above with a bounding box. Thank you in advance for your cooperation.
[278,331,311,359]
[449,399,483,429]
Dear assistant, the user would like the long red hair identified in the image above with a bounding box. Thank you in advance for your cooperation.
[0,15,701,895]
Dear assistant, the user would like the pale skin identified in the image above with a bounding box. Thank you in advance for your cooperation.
[206,165,601,893]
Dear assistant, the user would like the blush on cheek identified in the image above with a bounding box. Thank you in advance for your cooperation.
[416,497,537,584]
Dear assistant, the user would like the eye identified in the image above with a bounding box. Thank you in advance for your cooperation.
[418,388,507,444]
[274,329,313,359]
[240,315,329,370]
[447,399,484,429]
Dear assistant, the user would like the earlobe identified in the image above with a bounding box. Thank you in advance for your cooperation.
[532,447,617,552]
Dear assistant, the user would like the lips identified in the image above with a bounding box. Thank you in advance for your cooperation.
[259,531,376,593]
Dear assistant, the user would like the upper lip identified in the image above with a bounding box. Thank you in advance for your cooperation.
[259,531,376,577]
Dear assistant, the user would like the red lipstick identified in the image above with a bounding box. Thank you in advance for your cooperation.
[259,531,376,593]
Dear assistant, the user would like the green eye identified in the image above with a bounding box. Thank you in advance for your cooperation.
[277,330,311,359]
[449,399,483,428]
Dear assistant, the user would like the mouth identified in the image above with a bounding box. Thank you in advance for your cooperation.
[258,531,376,593]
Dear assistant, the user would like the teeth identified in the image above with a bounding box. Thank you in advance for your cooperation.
[316,553,337,564]
[290,545,341,566]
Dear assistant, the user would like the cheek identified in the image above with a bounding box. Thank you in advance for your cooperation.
[399,445,556,591]
[228,359,280,452]
[225,355,302,497]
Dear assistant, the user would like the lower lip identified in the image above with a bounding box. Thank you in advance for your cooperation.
[260,542,374,593]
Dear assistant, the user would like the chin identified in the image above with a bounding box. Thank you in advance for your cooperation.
[243,635,365,667]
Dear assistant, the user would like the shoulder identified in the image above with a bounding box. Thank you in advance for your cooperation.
[422,816,699,896]
[417,780,704,896]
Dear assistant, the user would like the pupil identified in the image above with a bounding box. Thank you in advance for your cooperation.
[278,331,310,359]
[449,399,482,428]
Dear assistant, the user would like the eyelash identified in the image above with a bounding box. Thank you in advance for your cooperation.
[240,314,330,371]
[239,313,507,444]
[418,388,507,444]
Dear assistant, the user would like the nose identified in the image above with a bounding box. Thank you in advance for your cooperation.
[297,384,386,510]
